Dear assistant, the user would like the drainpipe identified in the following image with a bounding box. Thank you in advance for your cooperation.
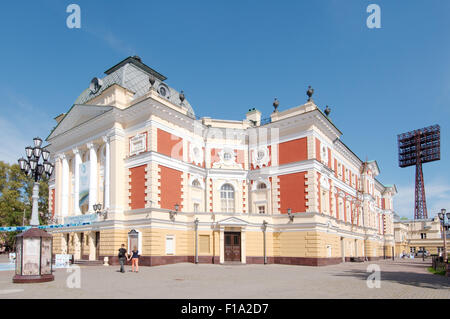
[194,218,199,264]
[262,220,268,264]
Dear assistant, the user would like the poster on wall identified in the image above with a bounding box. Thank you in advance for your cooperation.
[23,238,40,275]
[15,237,22,275]
[79,161,90,208]
[40,238,52,275]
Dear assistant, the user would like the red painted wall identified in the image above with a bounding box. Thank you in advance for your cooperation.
[279,172,307,214]
[315,138,321,162]
[157,129,183,160]
[279,138,308,165]
[159,165,182,210]
[129,165,147,210]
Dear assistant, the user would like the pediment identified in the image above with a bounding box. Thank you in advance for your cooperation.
[47,104,113,140]
[217,217,249,226]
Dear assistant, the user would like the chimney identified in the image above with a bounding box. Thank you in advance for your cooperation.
[246,108,261,126]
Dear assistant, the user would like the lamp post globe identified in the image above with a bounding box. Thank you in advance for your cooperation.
[13,137,55,283]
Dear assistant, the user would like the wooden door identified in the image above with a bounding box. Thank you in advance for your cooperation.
[224,232,241,262]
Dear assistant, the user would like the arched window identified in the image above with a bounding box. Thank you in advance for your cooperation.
[192,179,201,188]
[220,184,235,213]
[257,182,267,190]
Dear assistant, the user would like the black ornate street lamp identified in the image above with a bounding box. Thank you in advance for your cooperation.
[14,137,55,283]
[18,137,54,226]
[94,203,107,219]
[170,203,179,221]
[287,208,294,222]
[438,208,450,276]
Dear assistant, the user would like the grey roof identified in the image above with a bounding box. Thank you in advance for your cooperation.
[74,57,195,118]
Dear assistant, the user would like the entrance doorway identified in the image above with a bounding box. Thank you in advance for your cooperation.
[224,232,241,262]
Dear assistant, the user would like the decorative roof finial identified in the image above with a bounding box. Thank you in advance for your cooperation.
[179,90,185,104]
[149,75,156,89]
[324,105,331,116]
[273,98,279,112]
[307,85,314,102]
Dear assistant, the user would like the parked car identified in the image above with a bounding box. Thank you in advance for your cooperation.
[415,250,430,258]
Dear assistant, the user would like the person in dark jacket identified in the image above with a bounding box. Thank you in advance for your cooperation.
[118,244,127,273]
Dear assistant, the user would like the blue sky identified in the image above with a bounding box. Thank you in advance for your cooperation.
[0,0,448,219]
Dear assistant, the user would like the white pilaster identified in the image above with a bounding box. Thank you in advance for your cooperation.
[73,148,81,215]
[87,142,98,212]
[61,154,69,217]
[220,227,224,263]
[103,136,110,210]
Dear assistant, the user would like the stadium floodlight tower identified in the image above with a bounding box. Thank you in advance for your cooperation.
[397,125,440,220]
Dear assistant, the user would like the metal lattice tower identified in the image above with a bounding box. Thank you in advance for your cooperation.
[414,132,427,219]
[398,125,440,220]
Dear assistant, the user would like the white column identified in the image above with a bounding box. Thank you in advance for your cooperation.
[73,148,81,215]
[87,142,98,212]
[61,154,69,217]
[103,136,110,210]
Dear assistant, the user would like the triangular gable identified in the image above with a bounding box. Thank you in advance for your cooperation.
[217,217,249,226]
[47,104,113,140]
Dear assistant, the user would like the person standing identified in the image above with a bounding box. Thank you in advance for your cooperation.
[118,244,127,273]
[129,246,139,272]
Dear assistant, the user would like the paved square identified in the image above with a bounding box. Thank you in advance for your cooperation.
[0,256,449,298]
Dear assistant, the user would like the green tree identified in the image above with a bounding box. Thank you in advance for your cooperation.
[0,161,49,248]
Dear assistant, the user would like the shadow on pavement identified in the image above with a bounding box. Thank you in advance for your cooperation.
[333,268,450,290]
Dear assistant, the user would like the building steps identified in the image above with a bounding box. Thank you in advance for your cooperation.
[73,259,103,266]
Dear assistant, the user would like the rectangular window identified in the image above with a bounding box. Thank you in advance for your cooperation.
[258,206,266,214]
[199,235,210,254]
[421,233,426,239]
[165,235,175,255]
[193,203,199,213]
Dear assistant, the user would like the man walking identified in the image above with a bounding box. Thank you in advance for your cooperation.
[118,244,127,273]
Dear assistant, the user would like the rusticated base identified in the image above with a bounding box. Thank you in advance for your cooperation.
[13,274,54,283]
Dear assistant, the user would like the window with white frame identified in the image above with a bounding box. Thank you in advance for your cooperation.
[192,179,201,188]
[220,183,235,213]
[321,146,328,165]
[257,182,267,190]
[165,235,175,255]
[223,152,232,161]
[337,163,342,178]
[321,190,329,214]
[193,203,200,213]
[258,205,266,214]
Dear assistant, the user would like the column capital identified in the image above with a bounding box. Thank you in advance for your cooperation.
[72,147,80,155]
[102,135,110,144]
[86,142,97,150]
[58,153,67,161]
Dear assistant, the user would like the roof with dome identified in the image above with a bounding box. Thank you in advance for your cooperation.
[74,56,195,118]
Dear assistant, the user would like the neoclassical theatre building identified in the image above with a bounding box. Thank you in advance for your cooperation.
[47,56,397,266]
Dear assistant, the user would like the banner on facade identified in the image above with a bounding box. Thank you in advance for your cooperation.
[0,222,93,232]
[64,213,98,225]
[79,161,90,208]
